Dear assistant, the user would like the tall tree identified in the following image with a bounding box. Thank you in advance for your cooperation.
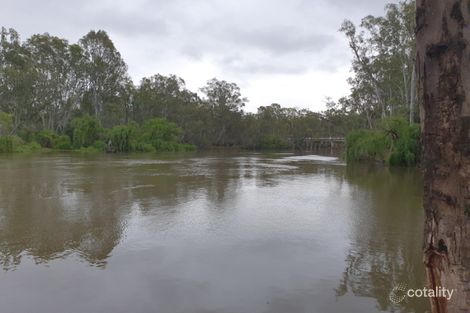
[25,34,86,131]
[79,30,129,124]
[200,78,246,146]
[134,74,197,123]
[340,1,416,125]
[416,0,470,312]
[0,27,36,131]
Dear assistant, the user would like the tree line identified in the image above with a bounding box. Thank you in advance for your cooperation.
[0,0,418,158]
[0,27,363,153]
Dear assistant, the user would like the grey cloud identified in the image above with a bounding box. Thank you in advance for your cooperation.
[180,44,204,61]
[213,53,306,75]
[87,11,168,37]
[222,26,335,55]
[230,62,307,75]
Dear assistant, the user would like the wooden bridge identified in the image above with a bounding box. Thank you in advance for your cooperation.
[303,137,345,153]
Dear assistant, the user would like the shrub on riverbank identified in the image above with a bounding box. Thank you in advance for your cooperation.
[259,134,289,150]
[105,124,137,152]
[346,118,420,166]
[346,130,390,163]
[34,130,72,150]
[0,135,41,153]
[0,115,195,154]
[71,115,103,149]
[0,136,14,152]
[104,119,195,153]
[14,141,41,153]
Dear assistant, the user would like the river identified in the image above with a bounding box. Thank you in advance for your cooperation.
[0,152,428,313]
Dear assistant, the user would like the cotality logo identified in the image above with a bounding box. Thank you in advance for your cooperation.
[389,283,456,304]
[389,282,408,304]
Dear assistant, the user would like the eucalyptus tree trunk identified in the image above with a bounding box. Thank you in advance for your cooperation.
[416,1,470,312]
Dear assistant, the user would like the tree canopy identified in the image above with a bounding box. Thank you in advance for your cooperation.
[0,2,418,154]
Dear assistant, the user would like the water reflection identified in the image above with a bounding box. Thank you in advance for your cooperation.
[0,153,427,312]
[337,165,427,312]
[0,156,129,268]
[0,153,302,270]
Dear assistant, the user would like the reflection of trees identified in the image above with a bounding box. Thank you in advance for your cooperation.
[0,157,130,270]
[0,154,251,270]
[336,164,428,312]
[3,153,342,271]
[2,149,427,313]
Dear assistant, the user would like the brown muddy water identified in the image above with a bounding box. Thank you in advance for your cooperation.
[0,152,428,313]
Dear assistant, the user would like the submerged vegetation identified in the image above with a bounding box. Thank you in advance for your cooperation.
[346,117,420,166]
[0,1,420,166]
[0,112,194,153]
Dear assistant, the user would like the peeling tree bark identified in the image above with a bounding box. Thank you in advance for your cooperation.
[416,1,470,312]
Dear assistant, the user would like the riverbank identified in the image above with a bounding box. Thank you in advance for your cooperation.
[345,118,420,167]
[0,115,196,154]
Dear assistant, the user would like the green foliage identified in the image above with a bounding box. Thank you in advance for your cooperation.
[0,136,14,152]
[0,112,13,136]
[54,135,72,150]
[346,130,390,163]
[134,74,197,124]
[105,125,136,152]
[71,115,102,148]
[1,26,421,156]
[381,118,420,166]
[35,130,56,148]
[0,135,40,153]
[29,130,72,149]
[74,140,106,153]
[141,118,187,151]
[92,140,106,151]
[339,1,416,125]
[14,141,41,153]
[103,120,195,152]
[0,117,195,154]
[259,134,288,150]
[178,144,196,152]
[134,142,156,153]
[79,30,129,122]
[346,117,420,166]
[17,129,35,143]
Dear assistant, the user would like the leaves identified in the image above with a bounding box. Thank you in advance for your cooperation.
[340,1,416,125]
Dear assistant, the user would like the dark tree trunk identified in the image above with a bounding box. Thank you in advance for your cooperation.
[416,0,470,312]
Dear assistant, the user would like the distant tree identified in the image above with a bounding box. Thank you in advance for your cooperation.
[200,78,246,146]
[25,34,86,132]
[0,27,36,131]
[134,74,198,123]
[79,30,129,124]
[0,27,360,152]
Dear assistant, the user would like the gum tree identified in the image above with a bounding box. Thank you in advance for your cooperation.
[416,0,470,311]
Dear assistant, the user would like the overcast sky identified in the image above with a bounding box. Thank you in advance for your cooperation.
[1,0,393,112]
